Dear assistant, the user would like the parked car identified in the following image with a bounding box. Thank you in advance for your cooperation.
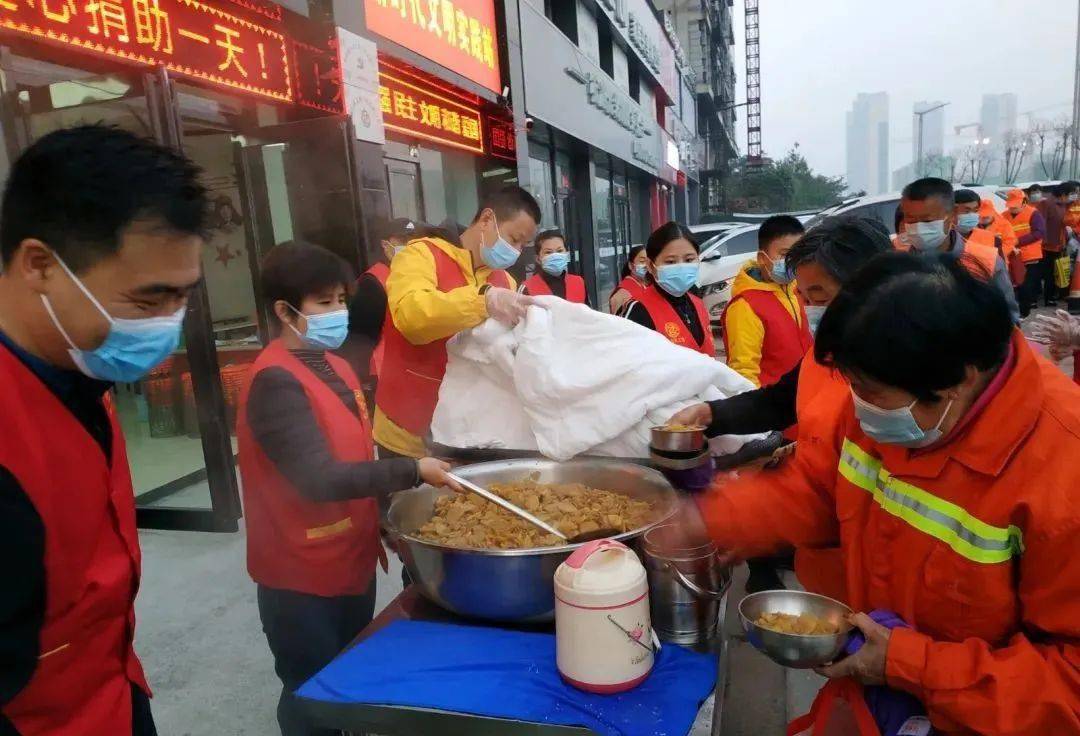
[803,186,1007,234]
[688,221,746,242]
[695,224,761,328]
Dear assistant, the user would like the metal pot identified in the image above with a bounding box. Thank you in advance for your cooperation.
[650,425,706,453]
[642,523,731,644]
[384,459,678,623]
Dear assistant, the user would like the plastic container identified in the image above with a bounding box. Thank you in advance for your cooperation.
[554,539,654,693]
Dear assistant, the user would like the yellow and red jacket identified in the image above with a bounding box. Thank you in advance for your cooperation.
[373,236,514,458]
[700,331,1080,734]
[721,262,810,387]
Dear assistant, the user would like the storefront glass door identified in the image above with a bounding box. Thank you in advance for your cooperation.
[592,167,616,310]
[384,157,425,223]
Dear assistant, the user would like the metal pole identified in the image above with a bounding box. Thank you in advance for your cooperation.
[1071,0,1080,178]
[916,111,924,178]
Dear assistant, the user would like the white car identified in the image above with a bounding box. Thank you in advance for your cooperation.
[696,224,761,328]
[688,221,746,242]
[803,186,1008,233]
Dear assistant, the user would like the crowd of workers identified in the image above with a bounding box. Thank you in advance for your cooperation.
[0,124,1078,736]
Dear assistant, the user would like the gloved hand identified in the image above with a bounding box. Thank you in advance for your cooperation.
[1031,309,1080,354]
[484,287,536,326]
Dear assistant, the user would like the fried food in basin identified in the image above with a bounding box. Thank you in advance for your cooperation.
[415,479,656,549]
[755,611,841,636]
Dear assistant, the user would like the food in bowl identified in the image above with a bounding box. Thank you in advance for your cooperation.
[415,479,656,549]
[661,423,705,432]
[754,611,840,636]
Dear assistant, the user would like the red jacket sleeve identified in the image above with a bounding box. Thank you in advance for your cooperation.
[885,519,1080,734]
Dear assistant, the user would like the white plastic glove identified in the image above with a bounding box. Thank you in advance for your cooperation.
[484,287,536,326]
[1031,309,1080,358]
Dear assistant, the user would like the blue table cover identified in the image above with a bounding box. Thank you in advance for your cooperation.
[296,620,717,736]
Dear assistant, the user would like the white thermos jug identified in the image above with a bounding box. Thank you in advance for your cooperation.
[554,539,654,693]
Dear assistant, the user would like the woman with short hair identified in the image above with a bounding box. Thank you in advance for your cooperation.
[237,241,458,736]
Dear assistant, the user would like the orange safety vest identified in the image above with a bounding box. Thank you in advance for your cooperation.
[365,261,390,380]
[721,289,811,387]
[376,239,469,436]
[635,284,715,356]
[959,238,1001,281]
[238,339,384,597]
[1003,205,1044,263]
[523,272,587,303]
[0,343,150,735]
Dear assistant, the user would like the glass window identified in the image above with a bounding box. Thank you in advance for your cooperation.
[528,150,556,228]
[593,168,615,309]
[576,0,600,67]
[612,43,629,95]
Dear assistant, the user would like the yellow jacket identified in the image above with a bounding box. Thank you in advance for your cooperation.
[373,236,515,457]
[721,261,804,387]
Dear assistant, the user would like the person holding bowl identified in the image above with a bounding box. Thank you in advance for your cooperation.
[698,251,1080,733]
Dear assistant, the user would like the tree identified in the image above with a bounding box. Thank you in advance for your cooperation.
[1033,118,1075,180]
[955,144,994,184]
[725,148,848,213]
[920,153,957,181]
[1001,130,1030,184]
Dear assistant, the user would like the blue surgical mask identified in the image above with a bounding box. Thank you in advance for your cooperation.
[905,220,947,251]
[41,253,185,383]
[288,305,349,350]
[655,262,699,297]
[851,390,954,449]
[540,251,570,276]
[1029,192,1043,203]
[769,255,793,284]
[633,264,648,279]
[956,213,979,234]
[804,305,826,336]
[480,214,521,270]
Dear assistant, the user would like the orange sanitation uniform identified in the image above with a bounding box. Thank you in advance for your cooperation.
[700,332,1080,735]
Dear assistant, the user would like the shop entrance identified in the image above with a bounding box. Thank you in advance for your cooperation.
[0,49,362,531]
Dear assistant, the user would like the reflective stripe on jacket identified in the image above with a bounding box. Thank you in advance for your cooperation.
[699,331,1080,734]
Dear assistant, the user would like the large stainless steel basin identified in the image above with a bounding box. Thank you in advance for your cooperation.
[384,458,679,623]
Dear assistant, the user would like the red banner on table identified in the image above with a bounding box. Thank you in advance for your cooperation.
[379,64,484,155]
[364,0,500,94]
[0,0,292,101]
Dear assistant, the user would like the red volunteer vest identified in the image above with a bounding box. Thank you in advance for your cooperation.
[0,343,149,735]
[722,289,811,387]
[366,261,390,380]
[523,272,587,303]
[376,240,501,436]
[616,275,648,301]
[635,284,715,356]
[238,340,383,597]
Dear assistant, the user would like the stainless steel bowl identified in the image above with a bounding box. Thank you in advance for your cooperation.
[650,425,706,453]
[738,590,854,668]
[384,458,679,622]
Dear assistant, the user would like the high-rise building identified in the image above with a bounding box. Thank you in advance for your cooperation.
[846,92,890,195]
[980,93,1018,144]
[653,0,739,216]
[912,100,946,170]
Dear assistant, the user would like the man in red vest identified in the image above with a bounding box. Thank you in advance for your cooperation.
[0,126,210,735]
[373,186,541,459]
[722,215,811,388]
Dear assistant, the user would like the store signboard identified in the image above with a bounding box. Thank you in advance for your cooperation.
[0,0,293,101]
[589,0,678,104]
[379,66,484,154]
[338,28,384,143]
[363,0,500,94]
[486,114,515,161]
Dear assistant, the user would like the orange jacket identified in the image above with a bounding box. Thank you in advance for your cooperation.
[700,331,1080,735]
[790,347,848,603]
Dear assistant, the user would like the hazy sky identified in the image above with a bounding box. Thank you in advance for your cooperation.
[731,0,1077,180]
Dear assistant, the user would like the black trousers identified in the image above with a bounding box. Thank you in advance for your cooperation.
[1040,251,1063,305]
[257,582,377,736]
[132,683,157,736]
[1019,259,1044,317]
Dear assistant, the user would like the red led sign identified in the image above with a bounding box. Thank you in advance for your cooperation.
[486,115,514,161]
[364,0,500,94]
[0,0,292,102]
[379,66,484,155]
